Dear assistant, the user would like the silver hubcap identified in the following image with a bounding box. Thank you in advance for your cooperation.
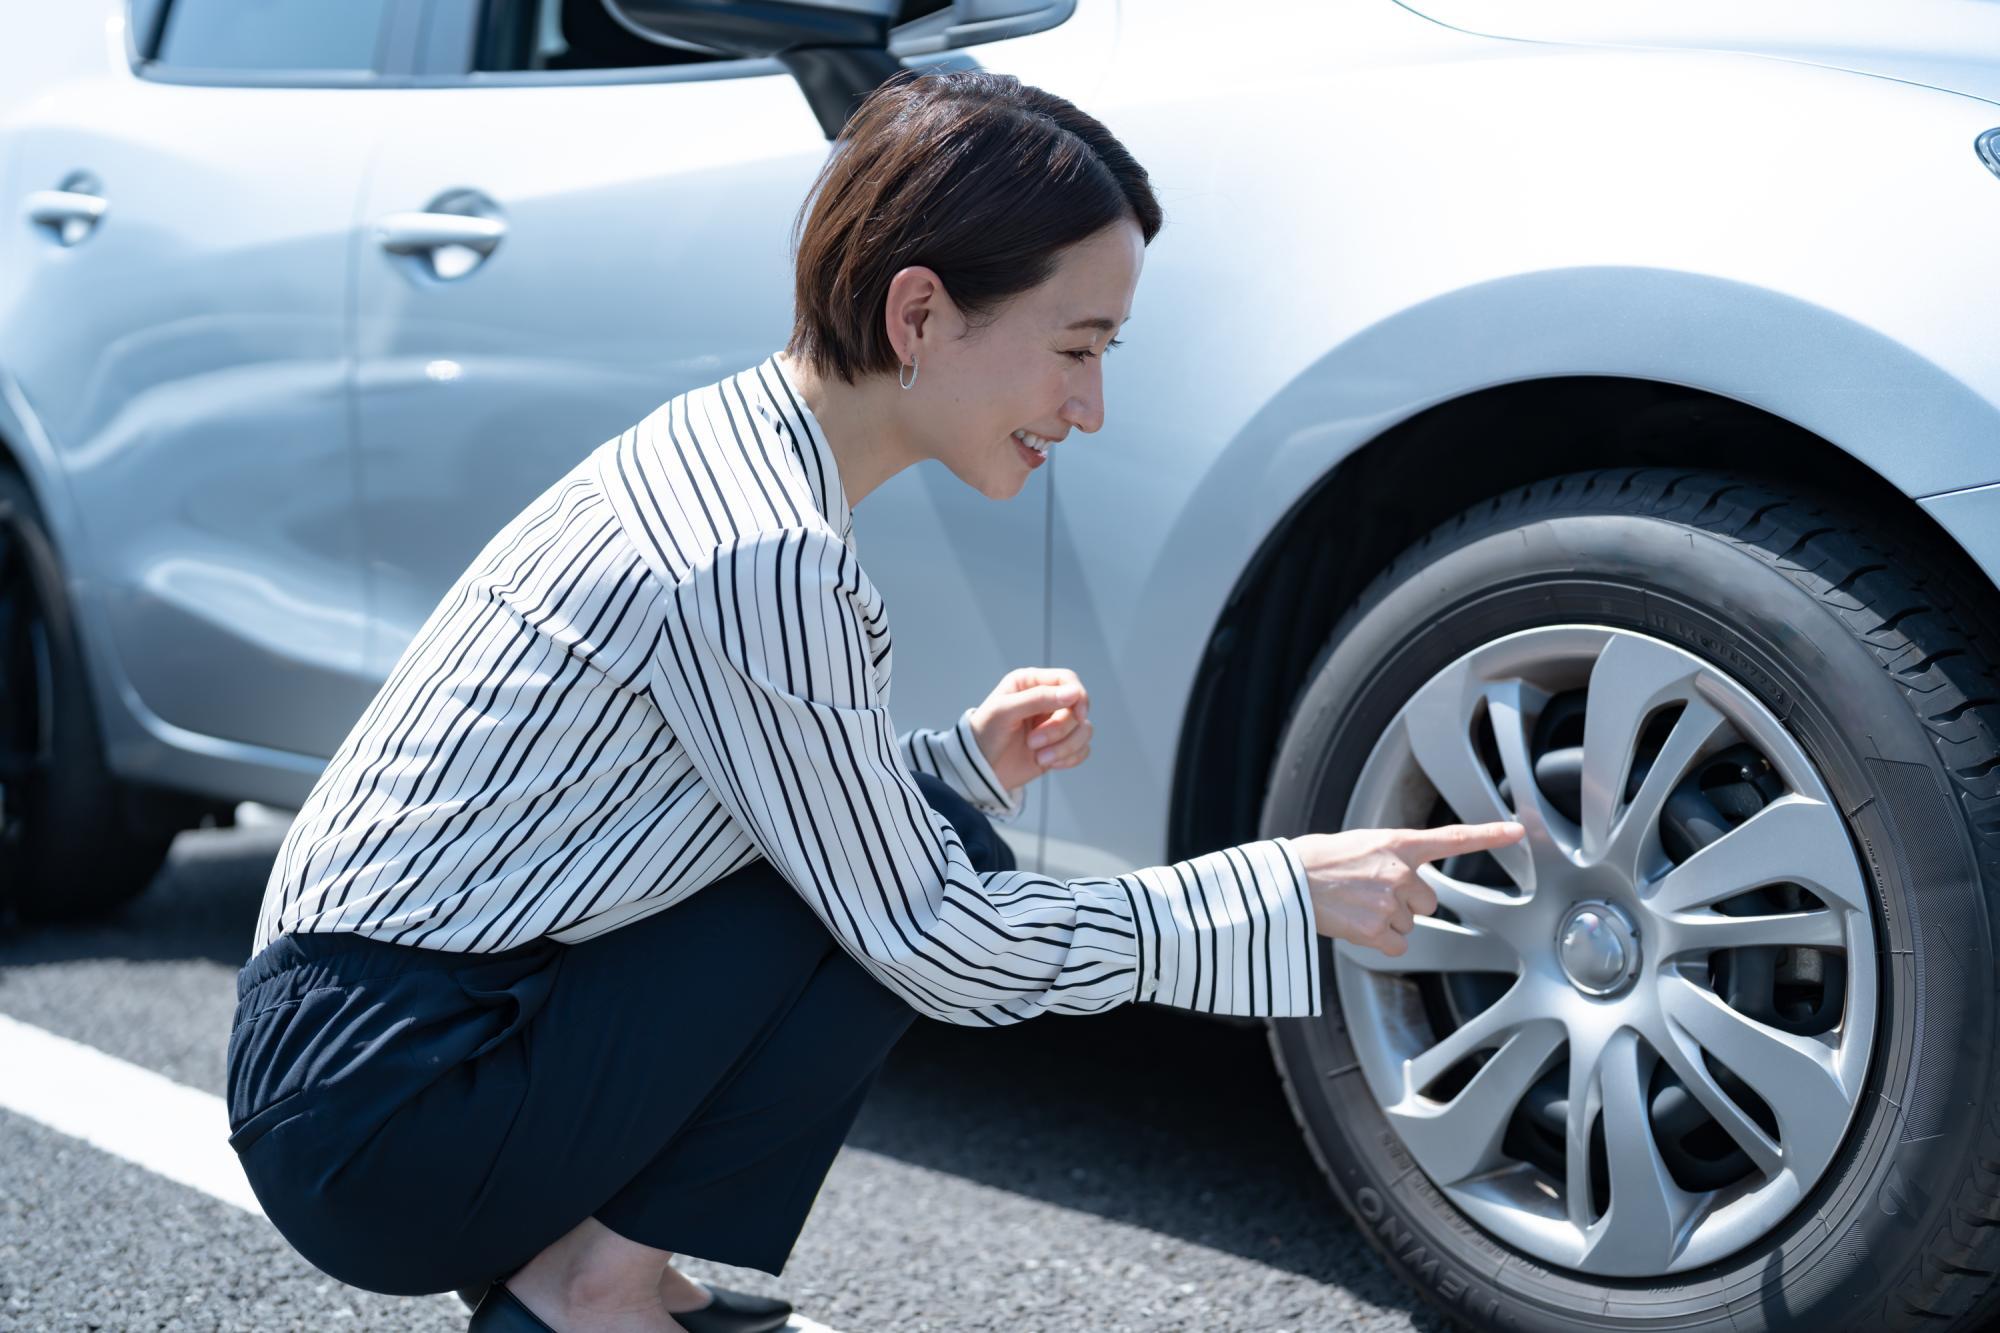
[1557,901,1640,996]
[1334,625,1878,1277]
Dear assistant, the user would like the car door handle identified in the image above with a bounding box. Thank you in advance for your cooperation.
[24,187,108,246]
[374,212,507,255]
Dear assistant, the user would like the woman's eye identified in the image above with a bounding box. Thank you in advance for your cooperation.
[1065,338,1123,362]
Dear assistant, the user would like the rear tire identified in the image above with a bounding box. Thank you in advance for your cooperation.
[1261,468,2000,1330]
[0,469,197,925]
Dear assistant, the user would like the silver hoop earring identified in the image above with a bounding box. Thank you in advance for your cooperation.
[899,356,919,390]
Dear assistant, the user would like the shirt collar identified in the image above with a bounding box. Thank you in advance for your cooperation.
[755,350,854,545]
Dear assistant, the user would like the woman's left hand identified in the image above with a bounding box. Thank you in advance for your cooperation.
[967,667,1093,790]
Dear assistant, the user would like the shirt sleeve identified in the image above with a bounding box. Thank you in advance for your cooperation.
[645,525,1323,1026]
[896,711,1027,824]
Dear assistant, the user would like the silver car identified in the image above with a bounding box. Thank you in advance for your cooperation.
[7,0,2000,1328]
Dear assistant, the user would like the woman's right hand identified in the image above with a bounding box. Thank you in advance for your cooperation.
[1290,821,1527,957]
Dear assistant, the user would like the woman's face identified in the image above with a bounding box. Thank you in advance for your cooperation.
[898,217,1145,500]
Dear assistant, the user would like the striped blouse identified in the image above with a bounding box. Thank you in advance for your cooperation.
[251,351,1324,1025]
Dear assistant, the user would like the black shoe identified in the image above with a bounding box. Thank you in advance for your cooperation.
[466,1281,557,1332]
[671,1280,794,1333]
[464,1277,793,1333]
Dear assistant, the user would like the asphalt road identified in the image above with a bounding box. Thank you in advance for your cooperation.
[0,816,1444,1332]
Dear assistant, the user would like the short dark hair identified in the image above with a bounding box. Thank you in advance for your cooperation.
[784,68,1165,386]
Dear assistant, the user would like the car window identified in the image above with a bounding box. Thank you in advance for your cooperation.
[152,0,395,72]
[475,0,710,72]
[474,0,952,74]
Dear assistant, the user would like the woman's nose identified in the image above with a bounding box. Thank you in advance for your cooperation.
[1063,387,1105,435]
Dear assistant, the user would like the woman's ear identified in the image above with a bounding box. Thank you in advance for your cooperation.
[883,265,957,362]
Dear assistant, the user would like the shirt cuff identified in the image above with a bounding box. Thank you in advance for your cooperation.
[936,707,1027,823]
[1110,835,1324,1018]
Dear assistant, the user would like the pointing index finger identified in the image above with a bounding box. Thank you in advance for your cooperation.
[1395,820,1527,866]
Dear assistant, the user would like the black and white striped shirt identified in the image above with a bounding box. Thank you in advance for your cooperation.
[252,351,1324,1024]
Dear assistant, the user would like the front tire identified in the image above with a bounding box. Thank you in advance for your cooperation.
[1262,469,2000,1330]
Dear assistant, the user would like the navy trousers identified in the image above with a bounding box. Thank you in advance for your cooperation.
[225,770,1014,1297]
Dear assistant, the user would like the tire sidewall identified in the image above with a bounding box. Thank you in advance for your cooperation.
[1263,498,1990,1330]
[0,471,138,920]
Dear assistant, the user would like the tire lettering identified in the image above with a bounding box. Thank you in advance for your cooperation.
[1645,610,1791,710]
[1354,1186,1509,1325]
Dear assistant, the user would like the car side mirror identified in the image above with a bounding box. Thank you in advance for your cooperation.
[602,0,904,139]
[894,1,1075,57]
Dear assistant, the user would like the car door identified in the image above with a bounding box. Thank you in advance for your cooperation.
[348,0,828,681]
[348,0,1106,867]
[2,0,416,758]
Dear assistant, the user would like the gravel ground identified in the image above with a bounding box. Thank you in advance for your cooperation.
[0,820,1444,1332]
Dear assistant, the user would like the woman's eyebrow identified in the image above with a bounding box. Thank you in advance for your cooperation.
[1064,317,1129,332]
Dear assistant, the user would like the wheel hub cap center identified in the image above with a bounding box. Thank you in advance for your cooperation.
[1556,900,1641,996]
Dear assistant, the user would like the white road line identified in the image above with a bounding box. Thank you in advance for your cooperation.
[0,1011,264,1214]
[0,1011,847,1332]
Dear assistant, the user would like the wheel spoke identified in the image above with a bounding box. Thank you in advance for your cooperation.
[1649,1018,1783,1176]
[1339,912,1519,974]
[1562,1026,1603,1235]
[1401,660,1535,890]
[1601,696,1730,880]
[1402,983,1530,1099]
[1418,864,1535,951]
[1579,637,1718,861]
[1648,794,1866,915]
[1484,678,1581,852]
[1582,1029,1690,1275]
[1388,1019,1564,1185]
[1660,975,1847,1175]
[1656,905,1845,957]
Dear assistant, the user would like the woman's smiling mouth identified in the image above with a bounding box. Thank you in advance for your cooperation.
[1008,430,1056,466]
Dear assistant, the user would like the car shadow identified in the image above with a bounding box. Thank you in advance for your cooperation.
[0,822,1445,1329]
